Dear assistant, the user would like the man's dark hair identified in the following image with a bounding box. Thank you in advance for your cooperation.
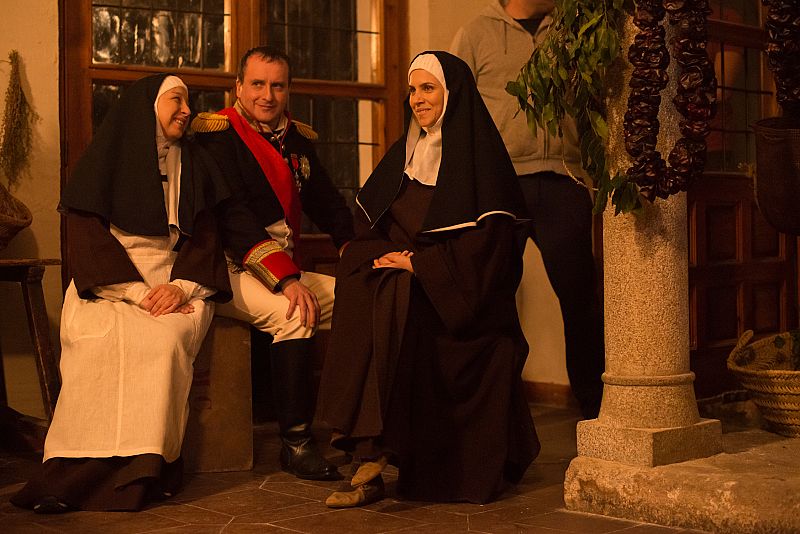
[237,46,292,84]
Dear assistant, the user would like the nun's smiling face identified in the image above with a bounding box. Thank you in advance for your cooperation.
[409,69,445,128]
[156,86,190,142]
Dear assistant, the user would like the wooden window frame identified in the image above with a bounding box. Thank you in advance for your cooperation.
[704,6,778,178]
[59,0,408,286]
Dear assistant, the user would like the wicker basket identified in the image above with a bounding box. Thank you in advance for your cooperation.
[753,117,800,235]
[727,330,800,437]
[0,184,32,250]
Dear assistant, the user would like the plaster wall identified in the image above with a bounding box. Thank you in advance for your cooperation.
[408,0,569,387]
[0,0,62,419]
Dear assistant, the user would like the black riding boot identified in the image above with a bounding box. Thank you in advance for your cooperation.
[270,338,341,480]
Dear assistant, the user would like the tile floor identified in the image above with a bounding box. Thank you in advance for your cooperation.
[0,405,711,533]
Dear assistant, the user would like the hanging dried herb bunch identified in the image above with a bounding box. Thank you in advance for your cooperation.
[0,50,38,189]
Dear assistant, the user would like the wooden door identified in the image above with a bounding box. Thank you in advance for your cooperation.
[687,0,796,399]
[689,174,798,399]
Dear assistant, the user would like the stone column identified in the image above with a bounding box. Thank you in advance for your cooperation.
[564,13,722,507]
[572,194,722,468]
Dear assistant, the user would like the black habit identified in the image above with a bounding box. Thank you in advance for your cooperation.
[317,51,539,504]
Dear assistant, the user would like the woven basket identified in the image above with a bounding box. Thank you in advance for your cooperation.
[727,330,800,437]
[753,117,800,235]
[0,184,32,250]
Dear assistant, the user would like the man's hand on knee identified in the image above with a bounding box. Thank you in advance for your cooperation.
[281,278,321,328]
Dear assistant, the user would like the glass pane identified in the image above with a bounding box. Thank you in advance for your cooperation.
[744,47,762,92]
[287,23,314,79]
[332,0,355,29]
[290,95,380,216]
[262,0,380,83]
[727,90,747,131]
[188,89,227,115]
[746,93,762,131]
[332,100,357,143]
[309,0,331,27]
[357,32,379,84]
[176,12,202,68]
[94,0,122,5]
[92,83,122,133]
[203,14,226,69]
[266,22,286,51]
[706,33,773,173]
[204,0,226,14]
[150,11,176,66]
[118,9,151,64]
[93,3,229,70]
[92,7,120,64]
[267,0,285,21]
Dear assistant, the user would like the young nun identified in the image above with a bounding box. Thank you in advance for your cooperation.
[317,51,540,508]
[12,74,231,513]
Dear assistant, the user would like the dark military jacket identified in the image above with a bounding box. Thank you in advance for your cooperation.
[193,112,355,289]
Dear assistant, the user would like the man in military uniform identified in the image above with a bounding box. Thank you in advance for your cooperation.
[192,46,354,481]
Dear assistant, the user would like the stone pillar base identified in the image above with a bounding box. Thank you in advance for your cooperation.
[564,431,800,534]
[577,418,722,467]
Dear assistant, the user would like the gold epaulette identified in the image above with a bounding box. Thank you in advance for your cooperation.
[293,120,318,140]
[191,112,230,133]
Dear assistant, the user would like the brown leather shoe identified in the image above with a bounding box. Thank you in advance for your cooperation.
[350,455,388,487]
[325,475,385,508]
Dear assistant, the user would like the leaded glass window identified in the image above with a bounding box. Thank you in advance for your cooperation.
[264,0,380,83]
[291,95,380,229]
[707,0,776,172]
[65,0,406,256]
[92,0,230,70]
[262,0,384,217]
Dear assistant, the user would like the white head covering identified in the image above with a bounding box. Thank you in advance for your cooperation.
[153,75,188,231]
[404,53,449,186]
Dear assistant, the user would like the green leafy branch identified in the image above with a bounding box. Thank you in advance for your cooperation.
[506,0,641,215]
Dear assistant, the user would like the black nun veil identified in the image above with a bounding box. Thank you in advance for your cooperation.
[356,50,528,233]
[61,73,227,236]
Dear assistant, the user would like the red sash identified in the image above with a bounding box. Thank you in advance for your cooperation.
[218,108,302,254]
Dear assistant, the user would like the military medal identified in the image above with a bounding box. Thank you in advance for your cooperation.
[299,155,311,180]
[287,154,311,191]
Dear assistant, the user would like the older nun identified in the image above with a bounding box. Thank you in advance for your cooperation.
[12,74,231,513]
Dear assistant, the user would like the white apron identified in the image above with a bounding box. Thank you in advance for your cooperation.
[44,230,214,463]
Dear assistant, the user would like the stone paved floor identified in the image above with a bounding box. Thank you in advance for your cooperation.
[0,405,711,533]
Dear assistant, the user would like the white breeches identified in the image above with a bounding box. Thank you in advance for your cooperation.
[215,268,334,343]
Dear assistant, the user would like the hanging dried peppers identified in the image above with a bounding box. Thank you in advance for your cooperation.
[762,0,800,118]
[625,0,716,200]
